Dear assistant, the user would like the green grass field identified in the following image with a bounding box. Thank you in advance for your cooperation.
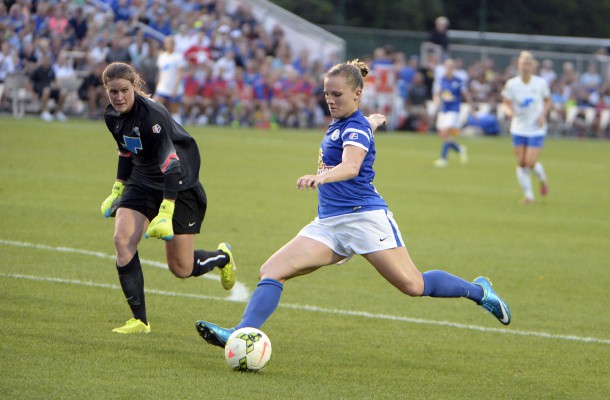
[1,115,608,399]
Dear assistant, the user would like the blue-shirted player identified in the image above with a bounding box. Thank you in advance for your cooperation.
[502,51,551,204]
[196,59,511,349]
[433,58,472,168]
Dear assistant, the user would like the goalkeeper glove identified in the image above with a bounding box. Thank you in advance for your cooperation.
[101,181,125,218]
[145,199,175,241]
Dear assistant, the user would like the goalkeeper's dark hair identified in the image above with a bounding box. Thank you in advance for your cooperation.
[326,59,369,91]
[102,62,150,97]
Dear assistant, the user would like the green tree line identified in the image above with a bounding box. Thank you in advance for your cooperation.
[271,0,610,38]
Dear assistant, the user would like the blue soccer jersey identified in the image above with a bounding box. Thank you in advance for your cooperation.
[316,110,388,218]
[437,76,465,112]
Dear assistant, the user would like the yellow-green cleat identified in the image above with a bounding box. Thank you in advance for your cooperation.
[218,242,237,290]
[112,318,151,334]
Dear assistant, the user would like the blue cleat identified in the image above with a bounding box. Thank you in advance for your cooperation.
[473,276,511,325]
[195,320,235,348]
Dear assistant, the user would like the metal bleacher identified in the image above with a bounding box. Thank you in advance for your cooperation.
[227,0,345,63]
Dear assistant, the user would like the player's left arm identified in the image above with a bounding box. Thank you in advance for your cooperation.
[145,118,181,240]
[462,85,477,115]
[149,114,182,201]
[538,94,552,127]
[173,56,187,97]
[365,113,386,131]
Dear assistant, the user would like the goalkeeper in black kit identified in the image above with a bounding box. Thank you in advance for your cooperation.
[100,62,237,334]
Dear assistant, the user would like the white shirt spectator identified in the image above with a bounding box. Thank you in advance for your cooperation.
[174,24,199,55]
[539,59,557,86]
[53,53,76,80]
[213,50,237,81]
[580,63,601,92]
[89,38,109,65]
[0,43,17,82]
[128,33,150,69]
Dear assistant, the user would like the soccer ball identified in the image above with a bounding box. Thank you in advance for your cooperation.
[224,327,272,372]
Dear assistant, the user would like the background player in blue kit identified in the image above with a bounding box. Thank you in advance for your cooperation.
[432,58,473,168]
[101,62,236,334]
[195,59,511,348]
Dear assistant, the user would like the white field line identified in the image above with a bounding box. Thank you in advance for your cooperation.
[2,240,609,346]
[0,239,249,302]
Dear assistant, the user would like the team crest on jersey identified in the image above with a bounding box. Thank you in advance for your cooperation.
[331,129,340,141]
[152,124,162,134]
[441,90,455,101]
[349,132,359,140]
[133,127,140,136]
[519,98,534,108]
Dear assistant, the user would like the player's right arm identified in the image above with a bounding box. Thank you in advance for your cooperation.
[501,81,514,119]
[101,151,133,218]
[502,97,514,120]
[297,145,366,190]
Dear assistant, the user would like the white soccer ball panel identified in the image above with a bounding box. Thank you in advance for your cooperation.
[224,327,272,371]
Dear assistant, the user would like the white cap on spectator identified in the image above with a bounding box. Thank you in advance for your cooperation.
[435,16,449,27]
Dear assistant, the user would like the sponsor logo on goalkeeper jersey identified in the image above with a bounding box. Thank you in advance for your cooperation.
[122,136,143,154]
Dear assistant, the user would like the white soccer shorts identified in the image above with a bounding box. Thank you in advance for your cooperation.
[436,111,460,130]
[298,209,405,259]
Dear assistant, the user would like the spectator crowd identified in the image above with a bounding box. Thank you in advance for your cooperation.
[0,0,609,138]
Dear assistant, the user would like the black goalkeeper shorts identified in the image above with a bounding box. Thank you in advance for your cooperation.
[118,181,207,234]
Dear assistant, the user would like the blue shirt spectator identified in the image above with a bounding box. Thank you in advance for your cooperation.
[148,11,172,36]
[112,0,133,23]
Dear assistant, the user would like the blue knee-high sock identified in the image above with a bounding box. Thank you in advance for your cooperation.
[236,278,284,329]
[441,142,451,159]
[422,270,483,303]
[448,141,461,152]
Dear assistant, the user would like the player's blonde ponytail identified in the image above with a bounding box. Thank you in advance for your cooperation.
[326,59,369,91]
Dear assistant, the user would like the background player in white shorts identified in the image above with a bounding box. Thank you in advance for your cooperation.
[432,58,473,168]
[502,51,551,204]
[154,36,187,124]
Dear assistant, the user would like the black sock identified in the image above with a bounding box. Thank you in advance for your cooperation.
[117,252,147,324]
[191,249,229,277]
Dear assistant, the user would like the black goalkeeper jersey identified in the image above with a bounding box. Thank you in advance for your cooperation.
[104,95,201,196]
